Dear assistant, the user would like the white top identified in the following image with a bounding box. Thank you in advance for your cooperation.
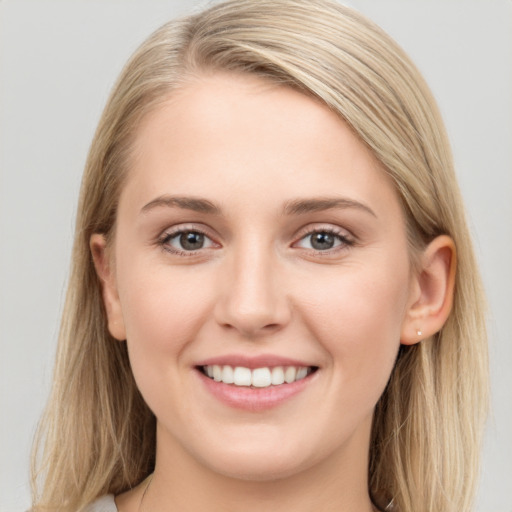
[85,494,117,512]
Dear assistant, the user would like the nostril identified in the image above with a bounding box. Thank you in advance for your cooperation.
[213,280,292,336]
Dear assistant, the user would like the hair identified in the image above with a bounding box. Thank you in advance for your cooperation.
[31,1,488,511]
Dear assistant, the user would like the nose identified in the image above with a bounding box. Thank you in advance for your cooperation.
[214,243,291,338]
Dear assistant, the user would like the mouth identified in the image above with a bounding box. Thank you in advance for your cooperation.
[197,364,318,388]
[194,355,320,411]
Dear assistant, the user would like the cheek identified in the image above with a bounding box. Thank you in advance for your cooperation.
[115,255,213,377]
[297,261,410,388]
[115,265,218,424]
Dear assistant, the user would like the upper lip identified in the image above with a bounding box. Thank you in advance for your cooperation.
[195,354,318,369]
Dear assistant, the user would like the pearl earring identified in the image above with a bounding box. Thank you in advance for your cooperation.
[417,329,423,336]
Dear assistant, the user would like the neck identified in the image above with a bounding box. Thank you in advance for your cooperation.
[137,421,375,512]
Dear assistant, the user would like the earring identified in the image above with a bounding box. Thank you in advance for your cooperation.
[416,329,423,336]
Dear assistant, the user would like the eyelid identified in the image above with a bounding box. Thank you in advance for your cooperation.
[294,223,354,241]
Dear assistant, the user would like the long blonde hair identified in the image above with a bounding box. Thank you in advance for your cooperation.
[31,1,488,511]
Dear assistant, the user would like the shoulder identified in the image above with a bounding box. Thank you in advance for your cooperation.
[84,494,118,512]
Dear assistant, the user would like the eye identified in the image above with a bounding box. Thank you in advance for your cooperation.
[160,229,216,253]
[295,229,353,251]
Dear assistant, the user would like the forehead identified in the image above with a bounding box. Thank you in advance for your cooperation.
[121,72,402,222]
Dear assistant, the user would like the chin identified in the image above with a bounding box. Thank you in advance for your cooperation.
[203,453,312,482]
[189,432,325,482]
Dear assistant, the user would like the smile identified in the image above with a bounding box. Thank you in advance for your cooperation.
[200,365,317,388]
[195,358,320,411]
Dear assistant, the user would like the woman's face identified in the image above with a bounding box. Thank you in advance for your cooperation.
[100,73,419,481]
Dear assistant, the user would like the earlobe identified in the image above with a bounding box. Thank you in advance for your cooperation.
[401,235,456,345]
[90,234,127,341]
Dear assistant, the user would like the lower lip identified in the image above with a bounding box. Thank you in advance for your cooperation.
[196,369,316,412]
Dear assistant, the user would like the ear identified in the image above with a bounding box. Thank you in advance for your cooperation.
[401,235,456,345]
[90,233,126,341]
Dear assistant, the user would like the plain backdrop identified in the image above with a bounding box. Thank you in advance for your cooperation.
[1,1,511,511]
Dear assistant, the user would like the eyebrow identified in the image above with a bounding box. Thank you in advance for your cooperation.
[140,195,221,215]
[140,194,376,218]
[283,197,376,217]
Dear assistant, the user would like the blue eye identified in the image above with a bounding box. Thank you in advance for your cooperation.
[161,230,215,253]
[296,230,351,251]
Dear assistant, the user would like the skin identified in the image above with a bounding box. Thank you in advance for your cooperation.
[91,72,455,512]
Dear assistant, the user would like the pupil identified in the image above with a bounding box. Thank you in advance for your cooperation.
[180,232,204,250]
[311,232,334,250]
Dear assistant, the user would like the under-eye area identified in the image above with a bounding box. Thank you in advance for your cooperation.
[197,365,319,388]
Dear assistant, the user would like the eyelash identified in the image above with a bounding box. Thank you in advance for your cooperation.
[157,226,355,256]
[294,227,355,253]
[157,227,215,256]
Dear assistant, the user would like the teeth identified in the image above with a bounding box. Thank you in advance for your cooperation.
[202,365,314,388]
[271,366,285,385]
[233,367,252,386]
[284,366,296,383]
[221,365,234,384]
[296,367,308,380]
[252,368,271,388]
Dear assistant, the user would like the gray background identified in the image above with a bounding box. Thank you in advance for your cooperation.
[1,1,510,510]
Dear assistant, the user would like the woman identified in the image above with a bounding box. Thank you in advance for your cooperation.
[30,1,488,511]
